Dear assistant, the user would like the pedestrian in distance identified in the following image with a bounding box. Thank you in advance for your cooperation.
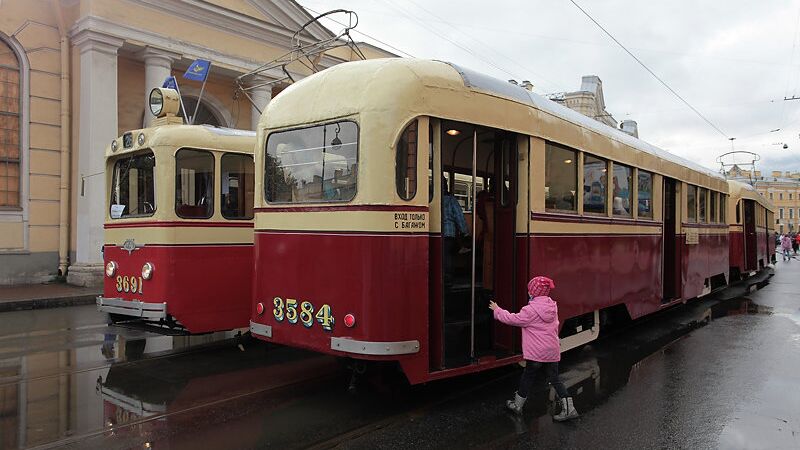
[489,276,579,421]
[793,232,799,255]
[781,234,793,261]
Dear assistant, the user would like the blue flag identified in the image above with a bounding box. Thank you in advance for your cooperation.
[183,59,211,82]
[162,76,178,90]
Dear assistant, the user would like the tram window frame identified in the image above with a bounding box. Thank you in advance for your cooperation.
[698,187,707,223]
[720,195,726,224]
[544,141,577,213]
[687,184,697,222]
[264,120,359,204]
[637,170,653,219]
[175,148,215,219]
[583,154,608,215]
[220,152,254,220]
[396,119,418,201]
[737,201,742,223]
[428,122,434,203]
[109,150,156,219]
[612,162,632,217]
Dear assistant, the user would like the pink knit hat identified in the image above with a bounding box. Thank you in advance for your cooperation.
[528,276,555,298]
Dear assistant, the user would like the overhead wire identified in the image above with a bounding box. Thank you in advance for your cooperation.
[300,4,416,58]
[377,0,530,89]
[779,7,800,129]
[568,0,729,139]
[398,0,566,93]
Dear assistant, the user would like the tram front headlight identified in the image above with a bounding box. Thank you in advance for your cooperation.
[110,140,119,152]
[105,261,117,278]
[141,262,154,280]
[137,132,145,146]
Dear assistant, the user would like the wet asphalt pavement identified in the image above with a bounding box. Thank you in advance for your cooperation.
[0,260,797,450]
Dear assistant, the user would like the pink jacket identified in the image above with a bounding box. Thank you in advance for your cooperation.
[781,235,792,250]
[493,296,561,362]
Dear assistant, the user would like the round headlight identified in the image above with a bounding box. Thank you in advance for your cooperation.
[111,140,119,152]
[149,88,164,117]
[137,132,145,146]
[105,261,117,278]
[141,262,154,280]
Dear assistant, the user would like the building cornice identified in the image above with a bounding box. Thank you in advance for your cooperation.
[70,28,124,56]
[68,12,346,77]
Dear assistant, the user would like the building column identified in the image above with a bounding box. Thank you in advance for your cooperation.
[67,30,124,287]
[248,79,272,131]
[141,47,180,127]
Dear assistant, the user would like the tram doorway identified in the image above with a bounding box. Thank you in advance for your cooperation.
[743,200,758,271]
[434,120,517,368]
[662,178,680,302]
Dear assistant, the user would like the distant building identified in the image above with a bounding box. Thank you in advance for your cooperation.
[553,75,638,138]
[726,168,800,234]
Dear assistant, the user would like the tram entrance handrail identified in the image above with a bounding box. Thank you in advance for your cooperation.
[234,9,366,115]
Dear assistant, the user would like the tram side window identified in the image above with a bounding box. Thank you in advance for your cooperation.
[687,184,697,222]
[110,151,155,218]
[428,122,434,203]
[396,120,418,200]
[698,188,707,222]
[544,142,577,212]
[612,163,632,216]
[265,121,358,203]
[583,154,607,215]
[720,195,727,224]
[221,153,254,220]
[637,170,653,218]
[710,191,717,223]
[176,149,214,219]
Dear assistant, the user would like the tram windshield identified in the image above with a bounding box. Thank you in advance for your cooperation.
[265,120,358,203]
[110,151,156,219]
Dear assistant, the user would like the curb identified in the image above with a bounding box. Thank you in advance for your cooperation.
[0,294,98,313]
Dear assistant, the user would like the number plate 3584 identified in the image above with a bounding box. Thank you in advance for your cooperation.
[272,297,334,331]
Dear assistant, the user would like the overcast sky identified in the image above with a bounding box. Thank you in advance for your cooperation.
[299,0,800,174]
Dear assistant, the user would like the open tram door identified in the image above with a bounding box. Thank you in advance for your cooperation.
[429,119,519,370]
[662,178,681,302]
[743,200,758,271]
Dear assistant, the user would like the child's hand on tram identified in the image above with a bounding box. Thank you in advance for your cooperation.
[488,301,498,311]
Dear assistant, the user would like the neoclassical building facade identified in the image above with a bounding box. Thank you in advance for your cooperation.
[0,0,393,285]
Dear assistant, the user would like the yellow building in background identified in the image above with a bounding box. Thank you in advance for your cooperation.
[0,0,394,285]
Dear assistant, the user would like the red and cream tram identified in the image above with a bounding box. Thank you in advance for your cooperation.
[727,180,775,279]
[98,88,256,334]
[248,59,772,384]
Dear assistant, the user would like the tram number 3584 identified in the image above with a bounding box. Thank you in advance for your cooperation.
[273,297,334,331]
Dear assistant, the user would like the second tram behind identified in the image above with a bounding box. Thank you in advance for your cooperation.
[98,88,256,333]
[248,59,773,383]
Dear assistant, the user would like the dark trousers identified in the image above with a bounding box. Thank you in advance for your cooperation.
[517,360,570,399]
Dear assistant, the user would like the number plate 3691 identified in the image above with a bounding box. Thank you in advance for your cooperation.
[116,275,144,294]
[272,297,334,331]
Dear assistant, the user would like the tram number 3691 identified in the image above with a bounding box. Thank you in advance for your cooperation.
[116,275,144,294]
[273,297,334,331]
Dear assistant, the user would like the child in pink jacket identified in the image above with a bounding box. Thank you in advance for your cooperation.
[489,276,579,421]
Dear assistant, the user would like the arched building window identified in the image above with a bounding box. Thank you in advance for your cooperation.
[0,38,20,208]
[179,97,225,127]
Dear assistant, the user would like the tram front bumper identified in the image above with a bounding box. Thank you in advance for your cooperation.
[97,296,167,319]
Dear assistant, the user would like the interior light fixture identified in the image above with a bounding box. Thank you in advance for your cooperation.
[564,159,573,164]
[446,129,460,136]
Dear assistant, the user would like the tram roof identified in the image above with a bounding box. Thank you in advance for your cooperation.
[106,124,256,158]
[265,58,726,186]
[727,179,774,211]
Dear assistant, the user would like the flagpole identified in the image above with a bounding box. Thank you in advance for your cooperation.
[190,65,211,125]
[172,77,189,126]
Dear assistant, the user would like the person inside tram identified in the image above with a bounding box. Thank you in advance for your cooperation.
[443,176,470,287]
[489,276,579,421]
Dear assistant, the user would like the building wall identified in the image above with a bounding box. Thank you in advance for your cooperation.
[0,1,63,283]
